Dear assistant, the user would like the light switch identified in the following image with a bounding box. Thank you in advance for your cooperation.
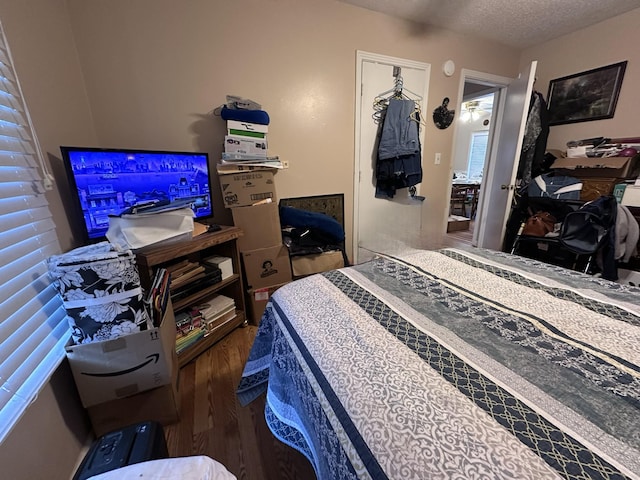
[435,153,441,164]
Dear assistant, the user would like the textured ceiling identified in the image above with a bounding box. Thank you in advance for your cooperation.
[338,0,640,48]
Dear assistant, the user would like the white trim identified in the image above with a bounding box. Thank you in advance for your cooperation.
[447,69,513,243]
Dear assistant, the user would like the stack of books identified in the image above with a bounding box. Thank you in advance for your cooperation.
[174,294,237,355]
[165,259,222,304]
[190,294,237,332]
[217,119,284,173]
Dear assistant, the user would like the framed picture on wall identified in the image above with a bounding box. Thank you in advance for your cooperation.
[546,61,627,126]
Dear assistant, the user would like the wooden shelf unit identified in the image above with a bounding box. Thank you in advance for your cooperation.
[135,225,247,367]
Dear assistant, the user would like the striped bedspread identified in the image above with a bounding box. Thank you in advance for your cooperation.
[237,248,640,479]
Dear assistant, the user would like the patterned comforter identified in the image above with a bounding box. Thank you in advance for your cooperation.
[237,248,640,479]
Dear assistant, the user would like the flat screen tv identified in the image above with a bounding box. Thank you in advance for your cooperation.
[61,146,214,243]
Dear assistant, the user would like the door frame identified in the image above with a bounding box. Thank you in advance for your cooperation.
[353,51,430,264]
[448,68,513,246]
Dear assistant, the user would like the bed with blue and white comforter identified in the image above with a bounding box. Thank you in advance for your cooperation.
[237,248,640,479]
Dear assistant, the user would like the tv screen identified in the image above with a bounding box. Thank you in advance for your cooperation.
[61,146,213,243]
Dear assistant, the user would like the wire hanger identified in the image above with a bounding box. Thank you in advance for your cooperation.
[372,66,423,124]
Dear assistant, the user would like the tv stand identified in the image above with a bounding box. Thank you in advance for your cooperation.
[134,225,247,367]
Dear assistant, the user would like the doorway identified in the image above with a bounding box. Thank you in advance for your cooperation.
[353,51,430,264]
[445,64,537,251]
[445,87,496,247]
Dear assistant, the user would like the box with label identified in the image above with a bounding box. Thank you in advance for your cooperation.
[231,202,282,252]
[219,170,276,208]
[65,305,177,408]
[291,250,345,278]
[246,282,289,325]
[87,353,180,437]
[242,245,292,290]
[551,155,640,179]
[227,119,268,138]
[224,135,267,156]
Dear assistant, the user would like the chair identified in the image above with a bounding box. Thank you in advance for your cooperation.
[466,185,480,219]
[450,186,468,217]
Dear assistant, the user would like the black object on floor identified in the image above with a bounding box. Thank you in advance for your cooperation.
[73,421,169,480]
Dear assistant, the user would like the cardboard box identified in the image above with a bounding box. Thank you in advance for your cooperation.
[87,353,180,437]
[65,306,177,408]
[224,134,267,156]
[219,170,276,208]
[621,185,640,207]
[246,282,289,325]
[226,119,268,136]
[231,202,282,252]
[447,216,470,232]
[551,155,640,179]
[291,250,345,277]
[242,245,292,290]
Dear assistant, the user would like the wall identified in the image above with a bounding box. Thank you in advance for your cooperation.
[64,0,521,250]
[0,1,96,478]
[520,7,640,151]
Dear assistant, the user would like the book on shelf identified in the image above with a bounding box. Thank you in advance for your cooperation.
[170,264,206,289]
[143,267,171,327]
[175,327,205,354]
[170,268,223,303]
[188,294,237,331]
[205,308,237,332]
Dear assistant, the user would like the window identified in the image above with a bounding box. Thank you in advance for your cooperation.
[0,21,69,443]
[467,131,488,180]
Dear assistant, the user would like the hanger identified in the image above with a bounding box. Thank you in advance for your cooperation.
[372,68,423,124]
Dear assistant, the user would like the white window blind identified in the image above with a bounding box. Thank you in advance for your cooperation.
[0,21,69,443]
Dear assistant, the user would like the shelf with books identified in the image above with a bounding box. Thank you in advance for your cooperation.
[134,226,247,367]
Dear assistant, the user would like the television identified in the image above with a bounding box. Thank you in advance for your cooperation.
[61,146,214,243]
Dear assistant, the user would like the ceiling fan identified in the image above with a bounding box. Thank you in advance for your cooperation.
[460,94,494,122]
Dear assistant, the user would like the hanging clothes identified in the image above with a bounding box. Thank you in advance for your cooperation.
[375,98,422,198]
[517,91,550,184]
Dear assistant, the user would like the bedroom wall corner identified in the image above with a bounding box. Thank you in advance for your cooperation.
[519,7,640,151]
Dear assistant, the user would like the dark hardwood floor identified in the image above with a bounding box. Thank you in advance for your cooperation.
[164,325,316,480]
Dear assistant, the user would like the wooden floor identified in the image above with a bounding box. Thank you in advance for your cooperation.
[441,220,475,248]
[163,222,475,478]
[164,325,316,480]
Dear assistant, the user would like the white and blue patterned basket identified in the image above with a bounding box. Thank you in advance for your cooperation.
[47,242,151,345]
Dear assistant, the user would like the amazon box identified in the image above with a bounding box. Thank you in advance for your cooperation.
[65,303,177,408]
[87,353,180,437]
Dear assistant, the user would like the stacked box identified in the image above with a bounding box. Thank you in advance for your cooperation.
[219,170,277,208]
[216,115,291,324]
[64,303,178,408]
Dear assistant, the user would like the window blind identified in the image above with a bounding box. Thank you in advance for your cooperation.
[0,21,69,443]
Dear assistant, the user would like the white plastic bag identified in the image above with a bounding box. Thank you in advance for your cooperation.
[106,206,194,250]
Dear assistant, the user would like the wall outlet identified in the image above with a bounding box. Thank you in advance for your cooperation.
[281,159,289,169]
[435,153,441,165]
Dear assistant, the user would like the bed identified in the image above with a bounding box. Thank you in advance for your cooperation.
[237,248,640,479]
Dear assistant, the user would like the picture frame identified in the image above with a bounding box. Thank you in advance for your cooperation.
[546,61,627,126]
